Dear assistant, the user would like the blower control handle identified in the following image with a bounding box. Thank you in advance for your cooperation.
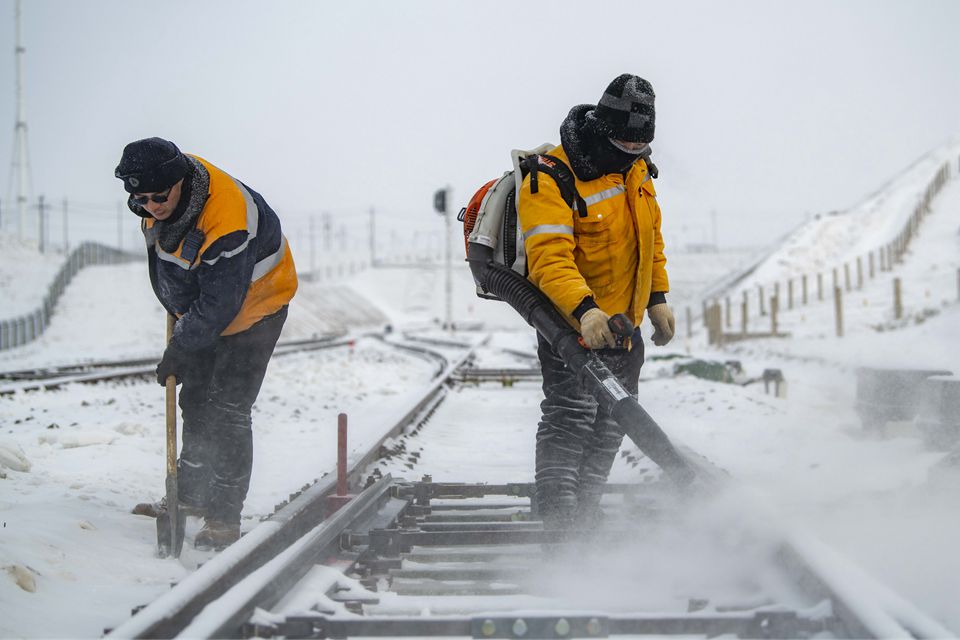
[607,313,633,346]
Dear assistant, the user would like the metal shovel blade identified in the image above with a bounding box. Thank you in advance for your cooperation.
[156,476,186,558]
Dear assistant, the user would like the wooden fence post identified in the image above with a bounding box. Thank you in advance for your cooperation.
[741,295,748,336]
[713,304,724,346]
[894,277,903,320]
[817,272,823,301]
[856,256,863,289]
[844,263,851,292]
[771,295,779,336]
[802,274,808,305]
[725,296,731,328]
[787,279,794,310]
[834,286,844,337]
[706,304,721,345]
[869,251,875,279]
[759,285,766,316]
[832,268,839,292]
[686,306,692,339]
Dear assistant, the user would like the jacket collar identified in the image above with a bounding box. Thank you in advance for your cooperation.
[156,156,210,253]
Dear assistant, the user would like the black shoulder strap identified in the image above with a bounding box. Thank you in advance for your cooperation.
[521,154,588,218]
[179,228,206,265]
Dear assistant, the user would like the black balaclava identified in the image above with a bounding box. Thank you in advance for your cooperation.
[560,74,656,181]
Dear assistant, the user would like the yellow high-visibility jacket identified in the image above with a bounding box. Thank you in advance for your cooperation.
[518,145,668,329]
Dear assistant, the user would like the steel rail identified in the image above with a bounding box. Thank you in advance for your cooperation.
[0,331,346,381]
[218,479,949,640]
[178,474,403,639]
[106,338,484,639]
[108,336,951,639]
[0,333,346,382]
[370,334,452,379]
[0,333,382,396]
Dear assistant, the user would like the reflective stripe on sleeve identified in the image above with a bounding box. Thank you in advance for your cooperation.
[251,235,287,281]
[523,224,574,240]
[155,246,193,270]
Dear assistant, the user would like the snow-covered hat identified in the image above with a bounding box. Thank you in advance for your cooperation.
[115,137,188,194]
[585,74,656,143]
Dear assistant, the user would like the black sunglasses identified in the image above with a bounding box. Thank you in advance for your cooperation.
[131,187,173,206]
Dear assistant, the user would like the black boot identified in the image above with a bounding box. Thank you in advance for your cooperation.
[194,519,240,551]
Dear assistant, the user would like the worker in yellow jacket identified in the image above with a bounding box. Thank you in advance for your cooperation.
[116,137,297,549]
[518,74,676,530]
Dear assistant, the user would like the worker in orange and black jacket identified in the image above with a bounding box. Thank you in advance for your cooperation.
[116,137,297,549]
[517,75,676,531]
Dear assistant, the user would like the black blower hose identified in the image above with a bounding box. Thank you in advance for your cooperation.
[468,247,695,485]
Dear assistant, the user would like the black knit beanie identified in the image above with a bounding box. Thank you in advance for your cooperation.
[584,74,656,143]
[114,137,189,193]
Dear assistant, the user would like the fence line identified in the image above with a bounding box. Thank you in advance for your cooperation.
[702,157,956,345]
[0,242,140,352]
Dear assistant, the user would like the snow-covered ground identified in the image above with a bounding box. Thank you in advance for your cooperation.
[0,236,70,317]
[1,143,959,637]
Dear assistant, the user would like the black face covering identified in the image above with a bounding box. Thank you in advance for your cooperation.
[560,104,647,181]
[583,134,644,176]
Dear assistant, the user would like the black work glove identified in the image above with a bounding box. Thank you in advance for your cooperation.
[156,342,194,386]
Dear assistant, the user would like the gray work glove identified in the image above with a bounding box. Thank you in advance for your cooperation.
[580,308,616,349]
[648,303,675,346]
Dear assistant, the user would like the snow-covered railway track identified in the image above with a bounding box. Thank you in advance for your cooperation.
[105,339,483,639]
[0,333,353,395]
[111,475,951,639]
[105,336,950,639]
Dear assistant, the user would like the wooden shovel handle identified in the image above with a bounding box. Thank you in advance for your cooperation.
[165,314,177,476]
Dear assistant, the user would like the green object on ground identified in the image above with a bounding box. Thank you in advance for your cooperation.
[674,359,734,383]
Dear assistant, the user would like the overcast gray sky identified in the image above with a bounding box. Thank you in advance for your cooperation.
[2,0,959,249]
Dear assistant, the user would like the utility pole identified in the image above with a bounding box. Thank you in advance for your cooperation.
[8,0,34,243]
[322,212,331,251]
[433,186,453,332]
[62,197,68,253]
[37,194,45,253]
[710,209,717,249]
[309,215,317,277]
[369,206,376,267]
[117,201,123,252]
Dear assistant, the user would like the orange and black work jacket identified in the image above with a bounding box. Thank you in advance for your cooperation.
[518,145,668,330]
[141,155,297,351]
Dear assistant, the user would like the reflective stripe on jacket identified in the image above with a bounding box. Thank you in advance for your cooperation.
[518,145,668,329]
[143,155,297,349]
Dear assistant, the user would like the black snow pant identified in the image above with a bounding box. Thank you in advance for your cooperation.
[535,329,645,530]
[177,306,287,525]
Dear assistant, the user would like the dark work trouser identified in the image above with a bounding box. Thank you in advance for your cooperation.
[177,306,287,524]
[535,329,645,529]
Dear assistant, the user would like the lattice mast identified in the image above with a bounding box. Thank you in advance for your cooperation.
[7,0,33,240]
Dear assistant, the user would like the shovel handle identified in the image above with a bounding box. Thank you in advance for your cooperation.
[165,314,177,476]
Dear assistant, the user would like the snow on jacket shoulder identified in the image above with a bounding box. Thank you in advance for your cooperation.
[517,145,668,329]
[143,155,297,350]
